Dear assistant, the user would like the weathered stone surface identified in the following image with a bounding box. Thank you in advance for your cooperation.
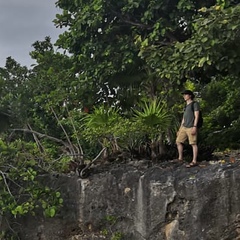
[17,161,240,240]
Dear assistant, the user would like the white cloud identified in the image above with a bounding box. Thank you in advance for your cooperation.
[0,0,64,67]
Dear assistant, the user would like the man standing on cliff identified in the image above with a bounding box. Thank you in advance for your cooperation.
[175,90,200,167]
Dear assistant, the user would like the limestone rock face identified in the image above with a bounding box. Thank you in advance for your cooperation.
[18,161,240,240]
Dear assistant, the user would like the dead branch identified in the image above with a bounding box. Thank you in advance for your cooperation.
[10,128,68,146]
[0,170,14,197]
[27,123,45,153]
[51,107,76,157]
[65,105,84,157]
[79,147,107,178]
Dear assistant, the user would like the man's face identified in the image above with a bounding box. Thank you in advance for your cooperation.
[183,93,191,101]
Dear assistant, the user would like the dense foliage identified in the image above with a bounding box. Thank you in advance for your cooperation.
[1,0,240,237]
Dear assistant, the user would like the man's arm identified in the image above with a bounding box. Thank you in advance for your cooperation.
[193,110,199,127]
[181,117,184,127]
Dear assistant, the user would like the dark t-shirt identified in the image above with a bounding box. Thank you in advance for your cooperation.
[183,101,200,128]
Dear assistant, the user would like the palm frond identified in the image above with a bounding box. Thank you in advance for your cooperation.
[133,99,173,130]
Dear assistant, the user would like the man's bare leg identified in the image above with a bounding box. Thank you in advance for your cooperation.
[192,144,198,163]
[177,142,183,161]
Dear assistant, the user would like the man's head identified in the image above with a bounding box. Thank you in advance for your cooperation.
[181,89,195,100]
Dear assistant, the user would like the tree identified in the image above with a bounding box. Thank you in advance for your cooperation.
[54,0,207,107]
[140,2,240,83]
[53,0,240,149]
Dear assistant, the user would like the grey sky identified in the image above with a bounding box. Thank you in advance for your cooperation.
[0,0,64,68]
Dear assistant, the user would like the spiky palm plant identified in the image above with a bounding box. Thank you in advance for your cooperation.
[133,98,176,159]
[83,105,122,157]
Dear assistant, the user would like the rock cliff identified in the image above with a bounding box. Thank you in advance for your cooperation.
[17,160,240,240]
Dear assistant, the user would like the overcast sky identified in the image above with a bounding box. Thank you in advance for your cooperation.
[0,0,64,68]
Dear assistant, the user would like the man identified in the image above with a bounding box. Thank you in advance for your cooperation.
[175,90,200,167]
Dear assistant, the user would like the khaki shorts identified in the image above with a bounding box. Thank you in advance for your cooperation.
[176,127,197,145]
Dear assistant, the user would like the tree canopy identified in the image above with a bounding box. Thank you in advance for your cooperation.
[1,0,240,237]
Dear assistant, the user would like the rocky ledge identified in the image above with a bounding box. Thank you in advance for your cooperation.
[17,159,240,240]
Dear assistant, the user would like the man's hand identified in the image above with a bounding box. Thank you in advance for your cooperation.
[191,127,197,135]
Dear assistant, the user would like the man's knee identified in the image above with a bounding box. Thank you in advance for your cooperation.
[190,143,197,147]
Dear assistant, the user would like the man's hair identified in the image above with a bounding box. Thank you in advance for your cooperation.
[181,89,195,99]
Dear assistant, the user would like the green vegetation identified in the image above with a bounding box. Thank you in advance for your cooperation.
[1,0,240,237]
[100,215,124,240]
